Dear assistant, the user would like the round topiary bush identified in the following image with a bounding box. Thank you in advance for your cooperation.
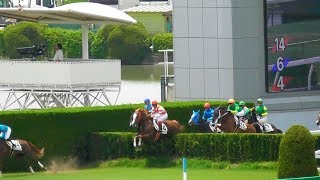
[278,125,318,178]
[3,22,46,59]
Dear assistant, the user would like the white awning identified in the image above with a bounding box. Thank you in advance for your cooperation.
[0,2,137,24]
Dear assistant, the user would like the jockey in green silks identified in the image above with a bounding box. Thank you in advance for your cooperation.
[227,99,240,115]
[255,98,268,123]
[238,101,252,119]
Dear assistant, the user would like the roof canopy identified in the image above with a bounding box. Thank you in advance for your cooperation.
[0,2,137,24]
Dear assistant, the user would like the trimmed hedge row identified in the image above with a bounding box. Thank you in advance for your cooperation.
[0,101,235,164]
[87,132,287,163]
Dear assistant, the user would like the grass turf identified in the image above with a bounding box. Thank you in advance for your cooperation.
[2,167,276,180]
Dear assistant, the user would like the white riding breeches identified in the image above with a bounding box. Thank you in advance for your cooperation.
[153,113,168,122]
[236,110,245,117]
[257,116,268,123]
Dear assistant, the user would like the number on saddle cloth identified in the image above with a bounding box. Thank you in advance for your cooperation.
[6,140,22,151]
[263,123,274,133]
[234,116,247,130]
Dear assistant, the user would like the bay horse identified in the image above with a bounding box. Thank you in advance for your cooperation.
[129,108,183,147]
[213,107,256,133]
[188,110,220,133]
[0,139,46,174]
[247,108,283,134]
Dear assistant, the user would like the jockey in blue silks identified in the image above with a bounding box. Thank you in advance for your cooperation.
[0,124,12,140]
[144,99,152,112]
[202,103,214,123]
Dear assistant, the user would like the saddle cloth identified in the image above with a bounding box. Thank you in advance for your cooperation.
[153,120,168,135]
[234,116,247,130]
[6,140,22,151]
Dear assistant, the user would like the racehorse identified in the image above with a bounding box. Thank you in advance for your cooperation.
[129,108,183,147]
[213,107,256,133]
[0,139,46,174]
[247,108,283,134]
[188,110,219,133]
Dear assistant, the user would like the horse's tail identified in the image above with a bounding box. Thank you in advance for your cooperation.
[28,142,45,159]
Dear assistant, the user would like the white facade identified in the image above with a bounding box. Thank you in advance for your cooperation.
[173,0,320,111]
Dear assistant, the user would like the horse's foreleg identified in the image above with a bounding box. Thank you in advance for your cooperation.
[138,137,142,146]
[133,136,137,147]
[29,166,34,174]
[38,161,47,171]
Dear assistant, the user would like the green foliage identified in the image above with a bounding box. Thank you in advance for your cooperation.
[99,158,278,170]
[44,28,82,58]
[278,125,318,179]
[0,30,4,57]
[88,132,284,163]
[108,23,151,64]
[3,22,46,59]
[90,25,115,59]
[152,33,173,52]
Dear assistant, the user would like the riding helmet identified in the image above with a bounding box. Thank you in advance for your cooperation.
[151,100,158,105]
[228,99,235,104]
[204,103,210,108]
[239,101,245,106]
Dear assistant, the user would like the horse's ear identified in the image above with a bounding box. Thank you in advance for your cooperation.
[193,110,195,113]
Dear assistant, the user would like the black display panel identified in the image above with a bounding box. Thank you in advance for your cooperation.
[265,0,320,92]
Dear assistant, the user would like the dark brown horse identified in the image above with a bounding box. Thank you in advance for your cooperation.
[213,107,256,133]
[129,108,183,147]
[247,108,283,134]
[0,139,46,174]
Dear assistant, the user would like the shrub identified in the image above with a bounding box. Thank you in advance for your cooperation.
[152,33,173,52]
[3,22,46,59]
[278,125,318,178]
[90,25,115,59]
[108,22,151,64]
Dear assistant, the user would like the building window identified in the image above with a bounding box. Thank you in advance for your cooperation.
[265,0,320,93]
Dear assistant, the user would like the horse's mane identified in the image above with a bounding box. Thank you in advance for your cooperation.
[136,108,148,115]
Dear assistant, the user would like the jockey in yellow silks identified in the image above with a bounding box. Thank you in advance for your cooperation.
[151,100,168,132]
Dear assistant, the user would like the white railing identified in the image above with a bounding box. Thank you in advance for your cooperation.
[0,60,121,90]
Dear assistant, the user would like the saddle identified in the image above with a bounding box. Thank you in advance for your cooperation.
[6,140,22,151]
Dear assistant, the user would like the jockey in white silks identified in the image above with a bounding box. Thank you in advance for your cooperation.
[150,100,168,132]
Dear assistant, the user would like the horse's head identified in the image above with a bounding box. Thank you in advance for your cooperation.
[316,114,320,127]
[188,110,200,126]
[129,108,149,127]
[213,106,230,123]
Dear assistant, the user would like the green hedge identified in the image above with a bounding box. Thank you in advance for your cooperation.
[88,132,285,162]
[88,132,320,164]
[152,33,173,52]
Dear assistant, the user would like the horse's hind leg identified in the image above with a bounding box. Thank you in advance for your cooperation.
[38,161,47,171]
[133,136,137,147]
[29,166,35,174]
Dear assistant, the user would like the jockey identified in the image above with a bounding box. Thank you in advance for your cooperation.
[202,103,214,123]
[237,101,251,121]
[0,124,14,146]
[151,100,168,132]
[227,99,240,115]
[143,98,152,113]
[255,98,268,123]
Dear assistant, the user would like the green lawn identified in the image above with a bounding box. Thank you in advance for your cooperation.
[2,167,277,180]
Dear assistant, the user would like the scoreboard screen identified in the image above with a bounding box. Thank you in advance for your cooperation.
[265,0,320,92]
